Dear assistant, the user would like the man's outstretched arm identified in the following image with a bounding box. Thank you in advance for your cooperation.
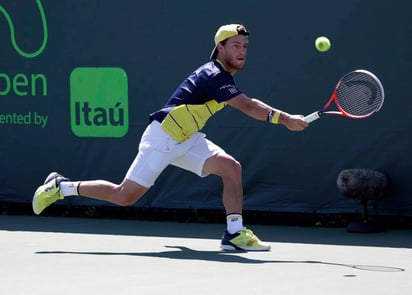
[226,93,308,131]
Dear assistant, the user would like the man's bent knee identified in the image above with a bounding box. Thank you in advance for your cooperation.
[204,153,242,179]
[116,179,148,206]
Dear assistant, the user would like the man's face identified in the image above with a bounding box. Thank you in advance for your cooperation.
[218,35,248,72]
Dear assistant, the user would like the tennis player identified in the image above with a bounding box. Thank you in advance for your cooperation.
[33,24,308,251]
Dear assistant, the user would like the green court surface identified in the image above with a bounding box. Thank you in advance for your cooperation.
[1,215,411,295]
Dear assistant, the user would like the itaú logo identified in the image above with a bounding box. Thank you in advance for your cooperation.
[70,67,129,138]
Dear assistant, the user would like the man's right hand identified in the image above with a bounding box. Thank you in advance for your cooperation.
[279,113,309,131]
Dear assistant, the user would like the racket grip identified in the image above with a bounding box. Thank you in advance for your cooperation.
[304,111,322,123]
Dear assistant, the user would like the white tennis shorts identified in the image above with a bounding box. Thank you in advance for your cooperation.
[125,120,224,188]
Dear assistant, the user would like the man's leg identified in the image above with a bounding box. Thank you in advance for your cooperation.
[202,152,243,215]
[76,178,148,206]
[203,152,271,251]
[33,121,169,215]
[32,173,148,215]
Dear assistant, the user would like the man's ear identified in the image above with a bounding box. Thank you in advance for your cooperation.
[216,42,224,55]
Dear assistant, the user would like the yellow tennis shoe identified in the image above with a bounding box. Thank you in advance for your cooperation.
[220,227,271,251]
[32,172,67,215]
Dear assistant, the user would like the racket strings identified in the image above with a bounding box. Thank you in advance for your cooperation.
[336,72,384,117]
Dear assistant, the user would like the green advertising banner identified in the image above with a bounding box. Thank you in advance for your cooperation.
[0,0,411,217]
[70,67,129,138]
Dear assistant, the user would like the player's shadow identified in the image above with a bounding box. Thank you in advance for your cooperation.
[36,245,405,272]
[37,246,264,264]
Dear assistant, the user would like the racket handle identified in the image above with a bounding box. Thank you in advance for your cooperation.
[304,111,322,123]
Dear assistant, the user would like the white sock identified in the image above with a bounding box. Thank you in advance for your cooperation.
[59,181,80,197]
[227,214,243,234]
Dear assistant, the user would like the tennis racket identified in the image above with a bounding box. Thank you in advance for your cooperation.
[304,69,384,123]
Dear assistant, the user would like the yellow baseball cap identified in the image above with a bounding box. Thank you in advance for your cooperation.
[210,24,249,59]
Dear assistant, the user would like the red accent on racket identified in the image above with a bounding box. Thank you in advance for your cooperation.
[304,70,384,123]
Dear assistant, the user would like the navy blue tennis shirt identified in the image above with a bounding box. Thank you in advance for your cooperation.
[149,59,242,142]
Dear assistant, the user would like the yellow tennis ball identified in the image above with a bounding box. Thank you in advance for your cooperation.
[315,36,331,52]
